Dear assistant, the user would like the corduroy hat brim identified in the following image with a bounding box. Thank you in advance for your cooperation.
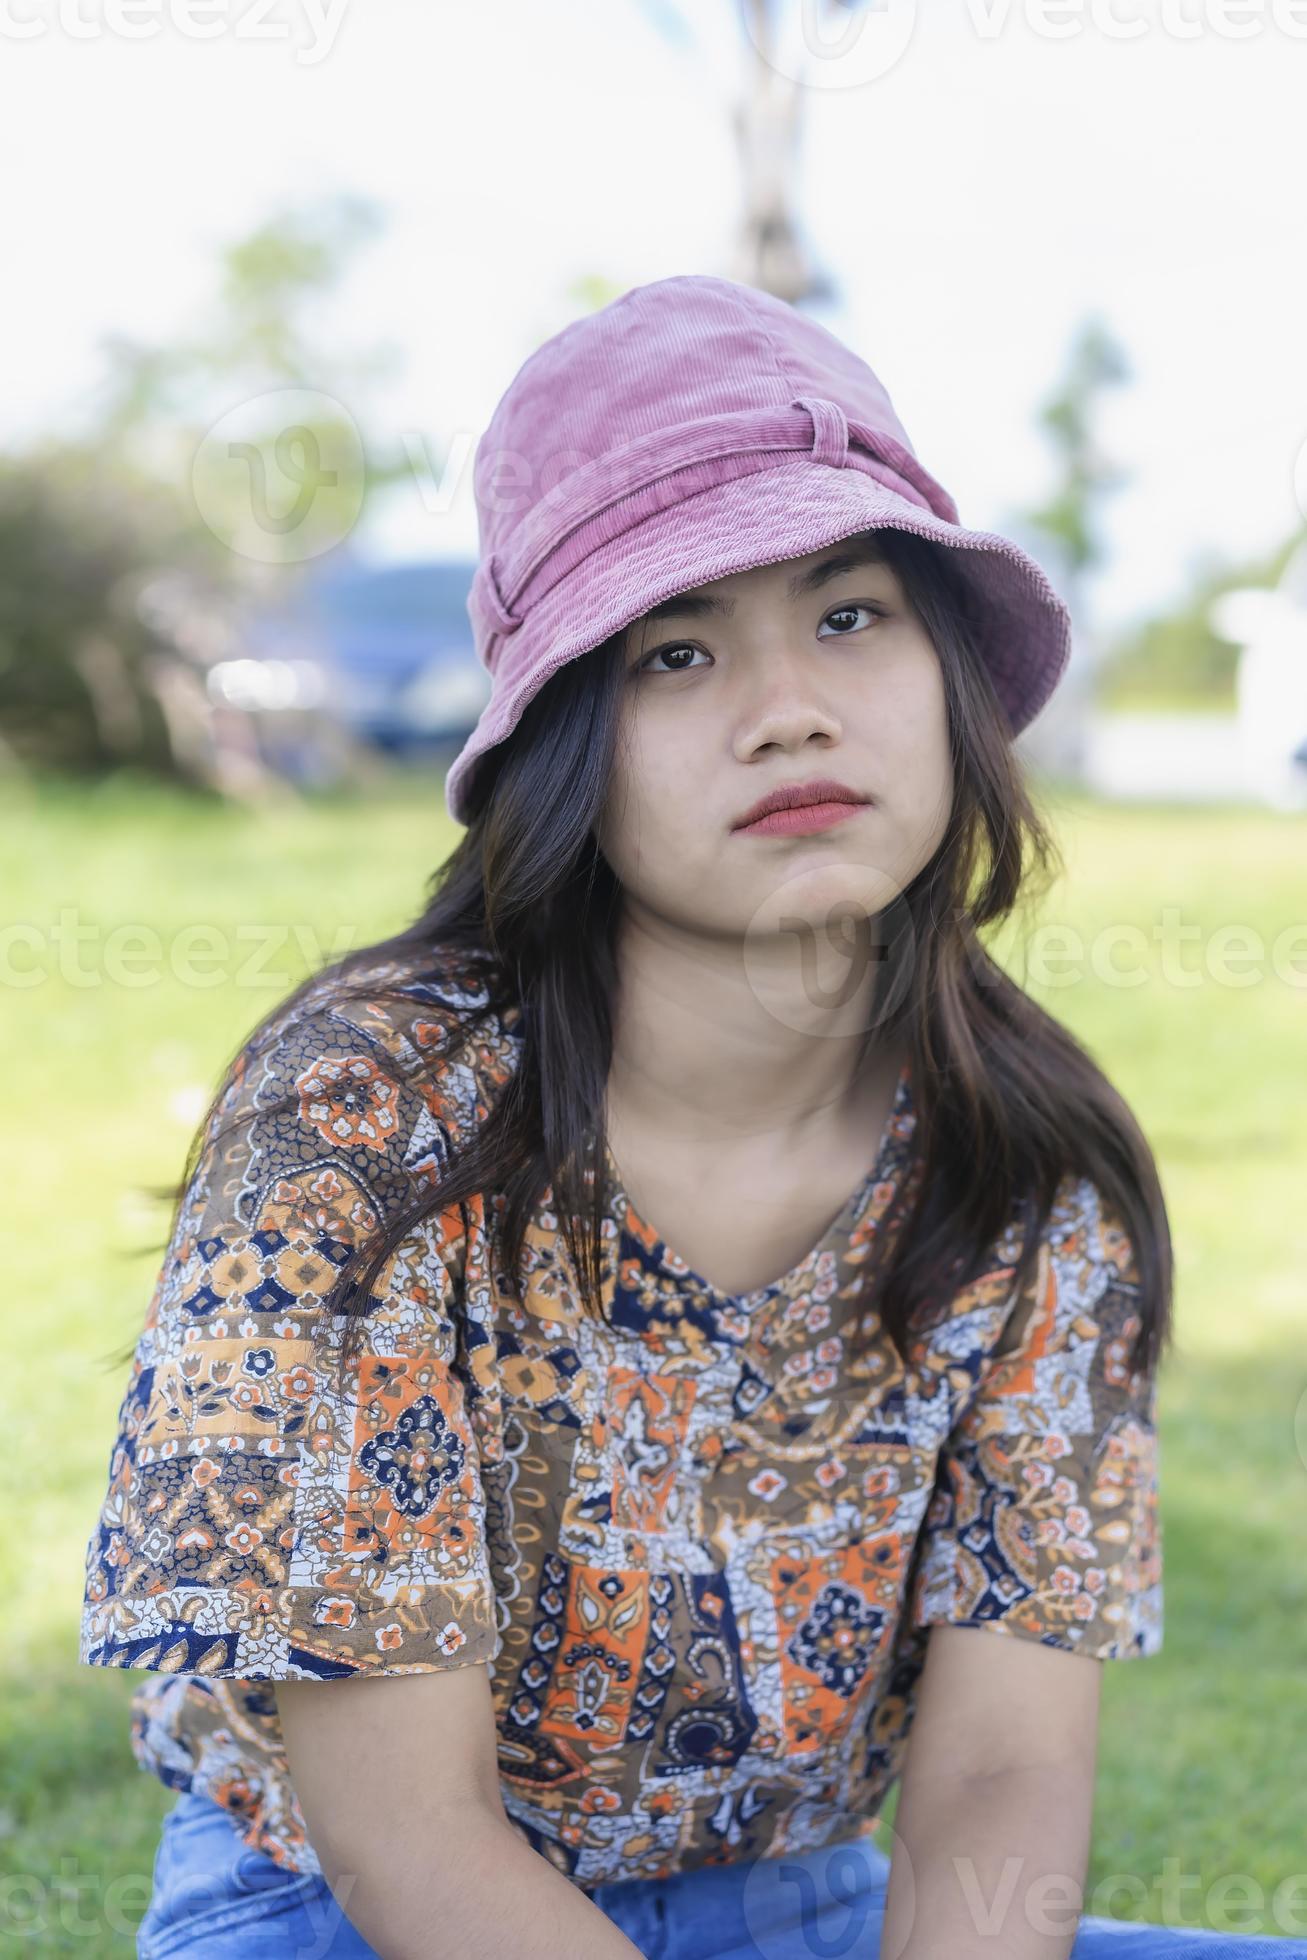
[443,460,1070,825]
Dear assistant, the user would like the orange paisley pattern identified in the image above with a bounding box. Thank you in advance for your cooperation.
[79,955,1162,1891]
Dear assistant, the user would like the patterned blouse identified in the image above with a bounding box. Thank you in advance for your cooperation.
[79,957,1163,1891]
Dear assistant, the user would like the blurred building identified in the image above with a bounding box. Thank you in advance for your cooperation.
[1076,541,1307,808]
[1211,539,1307,812]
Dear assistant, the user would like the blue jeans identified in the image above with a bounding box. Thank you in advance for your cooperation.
[137,1790,1307,1957]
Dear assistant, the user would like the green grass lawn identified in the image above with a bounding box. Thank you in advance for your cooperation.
[5,766,1305,1949]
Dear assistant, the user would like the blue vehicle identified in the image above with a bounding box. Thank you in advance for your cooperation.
[236,554,491,771]
[299,554,490,754]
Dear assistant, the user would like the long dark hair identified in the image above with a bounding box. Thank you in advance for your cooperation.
[110,526,1173,1394]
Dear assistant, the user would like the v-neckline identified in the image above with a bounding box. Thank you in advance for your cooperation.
[602,1059,914,1305]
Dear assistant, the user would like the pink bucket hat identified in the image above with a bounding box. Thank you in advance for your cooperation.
[445,274,1071,825]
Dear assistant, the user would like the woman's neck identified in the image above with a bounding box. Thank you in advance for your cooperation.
[605,905,902,1156]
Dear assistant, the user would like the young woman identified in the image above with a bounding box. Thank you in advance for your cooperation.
[81,277,1293,1958]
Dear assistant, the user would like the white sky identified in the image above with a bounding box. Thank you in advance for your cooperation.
[2,0,1304,633]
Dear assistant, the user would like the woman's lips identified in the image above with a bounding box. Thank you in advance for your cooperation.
[735,800,867,837]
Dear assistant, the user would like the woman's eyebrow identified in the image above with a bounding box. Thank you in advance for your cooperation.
[641,545,890,624]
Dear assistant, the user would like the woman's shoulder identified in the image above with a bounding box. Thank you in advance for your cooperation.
[165,944,522,1270]
[226,943,523,1144]
[918,1167,1146,1382]
[961,1167,1150,1399]
[81,947,516,1683]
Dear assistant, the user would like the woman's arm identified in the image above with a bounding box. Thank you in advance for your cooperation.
[883,1760,1096,1959]
[881,1624,1103,1960]
[276,1664,642,1959]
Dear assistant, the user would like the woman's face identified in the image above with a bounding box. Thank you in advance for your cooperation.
[594,537,953,949]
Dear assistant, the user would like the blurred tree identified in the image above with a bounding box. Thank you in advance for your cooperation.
[87,194,412,567]
[93,197,390,429]
[729,0,832,304]
[1010,316,1132,781]
[634,0,869,304]
[0,450,215,782]
[1021,316,1131,617]
[0,195,414,794]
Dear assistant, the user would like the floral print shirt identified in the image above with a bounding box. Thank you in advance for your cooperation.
[79,959,1163,1890]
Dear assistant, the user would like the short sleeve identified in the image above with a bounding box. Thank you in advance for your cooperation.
[79,998,501,1681]
[909,1175,1163,1661]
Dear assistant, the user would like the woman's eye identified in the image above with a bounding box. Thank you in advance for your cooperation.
[637,642,710,675]
[636,606,884,673]
[817,603,883,637]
